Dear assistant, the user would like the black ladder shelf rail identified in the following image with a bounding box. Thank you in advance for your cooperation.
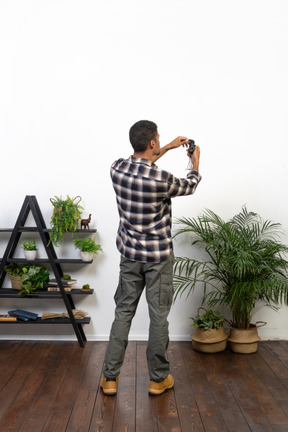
[0,195,95,347]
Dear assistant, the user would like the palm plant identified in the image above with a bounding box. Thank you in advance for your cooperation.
[173,206,288,329]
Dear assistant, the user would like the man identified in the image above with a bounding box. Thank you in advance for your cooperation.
[100,120,201,396]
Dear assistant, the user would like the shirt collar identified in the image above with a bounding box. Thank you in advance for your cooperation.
[129,155,156,168]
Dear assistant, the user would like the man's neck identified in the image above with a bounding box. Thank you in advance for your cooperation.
[133,151,153,161]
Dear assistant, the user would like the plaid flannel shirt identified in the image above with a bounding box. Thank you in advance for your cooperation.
[111,155,202,263]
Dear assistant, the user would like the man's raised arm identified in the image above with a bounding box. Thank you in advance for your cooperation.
[151,136,188,163]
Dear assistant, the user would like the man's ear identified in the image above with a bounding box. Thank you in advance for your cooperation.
[150,139,155,149]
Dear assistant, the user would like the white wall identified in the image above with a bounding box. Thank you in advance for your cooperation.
[0,0,287,341]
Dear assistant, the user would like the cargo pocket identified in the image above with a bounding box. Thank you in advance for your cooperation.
[114,277,123,305]
[159,273,173,310]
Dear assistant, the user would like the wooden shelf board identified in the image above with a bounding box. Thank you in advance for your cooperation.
[0,317,91,324]
[0,228,97,233]
[5,258,93,264]
[0,288,94,298]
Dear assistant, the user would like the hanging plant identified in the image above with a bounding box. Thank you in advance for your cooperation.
[49,195,84,246]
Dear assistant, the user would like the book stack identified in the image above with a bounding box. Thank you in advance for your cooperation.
[47,278,77,292]
[8,309,38,321]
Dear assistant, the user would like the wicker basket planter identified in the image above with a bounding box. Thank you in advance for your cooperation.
[10,275,22,291]
[228,324,262,354]
[191,326,228,353]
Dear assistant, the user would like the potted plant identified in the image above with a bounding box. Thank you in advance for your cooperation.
[22,239,37,260]
[49,195,84,246]
[81,283,92,292]
[5,263,24,290]
[190,308,228,353]
[73,237,103,262]
[173,206,288,353]
[5,263,50,296]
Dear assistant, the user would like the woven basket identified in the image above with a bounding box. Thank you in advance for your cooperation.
[191,326,228,353]
[228,325,261,354]
[10,275,22,291]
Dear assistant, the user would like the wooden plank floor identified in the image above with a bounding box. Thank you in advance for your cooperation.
[1,340,288,431]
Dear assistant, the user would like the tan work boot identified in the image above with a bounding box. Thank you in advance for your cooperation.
[149,374,174,395]
[100,375,119,395]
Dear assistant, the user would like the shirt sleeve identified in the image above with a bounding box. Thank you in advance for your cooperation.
[166,170,202,198]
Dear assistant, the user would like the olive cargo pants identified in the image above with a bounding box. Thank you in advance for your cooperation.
[103,253,174,382]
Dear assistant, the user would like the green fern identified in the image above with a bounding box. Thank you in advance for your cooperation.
[73,237,103,254]
[49,195,83,246]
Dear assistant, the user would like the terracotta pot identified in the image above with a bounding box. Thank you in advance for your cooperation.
[191,326,228,353]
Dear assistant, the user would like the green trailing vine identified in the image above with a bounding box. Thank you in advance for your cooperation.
[49,195,84,246]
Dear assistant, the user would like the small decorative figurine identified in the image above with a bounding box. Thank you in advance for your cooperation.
[81,214,92,230]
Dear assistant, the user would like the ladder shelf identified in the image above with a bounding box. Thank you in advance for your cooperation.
[0,195,96,347]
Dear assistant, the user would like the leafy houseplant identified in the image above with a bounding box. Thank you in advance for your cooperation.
[191,308,224,330]
[22,240,37,251]
[49,195,83,246]
[173,206,288,351]
[5,263,23,277]
[22,239,37,260]
[73,237,103,262]
[20,265,50,297]
[5,263,24,290]
[190,308,228,353]
[5,263,50,296]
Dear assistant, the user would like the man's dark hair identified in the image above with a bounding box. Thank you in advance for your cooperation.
[129,120,158,153]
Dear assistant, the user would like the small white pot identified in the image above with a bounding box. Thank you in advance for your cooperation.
[24,250,37,260]
[80,251,93,262]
